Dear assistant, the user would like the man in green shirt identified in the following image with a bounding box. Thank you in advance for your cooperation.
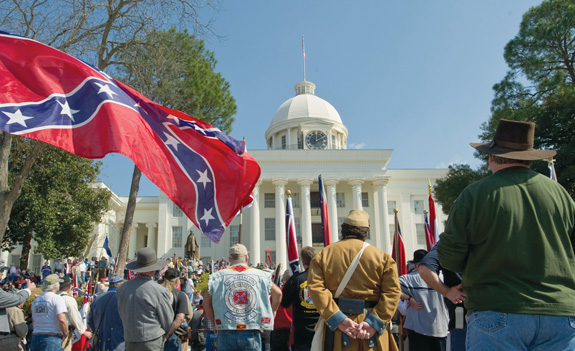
[438,119,575,351]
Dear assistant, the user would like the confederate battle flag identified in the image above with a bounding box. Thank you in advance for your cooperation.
[0,32,261,243]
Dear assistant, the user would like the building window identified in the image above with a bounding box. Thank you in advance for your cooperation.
[310,192,320,208]
[390,224,396,246]
[362,192,369,208]
[295,218,302,244]
[201,235,212,248]
[336,193,345,207]
[264,193,275,208]
[32,254,42,275]
[230,226,240,246]
[331,134,336,148]
[173,204,183,217]
[291,193,300,208]
[312,223,323,244]
[416,223,426,246]
[265,218,275,240]
[298,133,303,149]
[387,201,397,215]
[414,200,424,214]
[281,135,287,149]
[172,226,183,248]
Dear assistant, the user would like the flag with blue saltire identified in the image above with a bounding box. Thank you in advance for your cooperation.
[285,195,301,274]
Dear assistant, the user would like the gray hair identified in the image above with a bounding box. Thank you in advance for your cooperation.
[43,283,60,292]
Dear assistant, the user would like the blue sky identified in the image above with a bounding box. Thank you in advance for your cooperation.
[97,1,543,196]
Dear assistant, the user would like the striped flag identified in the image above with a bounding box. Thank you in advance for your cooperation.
[428,181,440,244]
[392,210,407,276]
[285,195,301,274]
[318,175,332,246]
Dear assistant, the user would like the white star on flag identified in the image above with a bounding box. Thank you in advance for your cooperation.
[196,169,212,188]
[200,208,215,225]
[94,82,118,98]
[58,100,79,121]
[3,109,33,127]
[163,132,180,150]
[194,124,207,135]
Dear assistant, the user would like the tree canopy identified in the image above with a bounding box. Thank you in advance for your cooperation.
[4,140,111,266]
[435,0,575,209]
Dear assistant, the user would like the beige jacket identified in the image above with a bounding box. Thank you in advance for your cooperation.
[308,238,401,351]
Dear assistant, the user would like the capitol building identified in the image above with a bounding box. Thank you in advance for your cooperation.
[2,79,448,271]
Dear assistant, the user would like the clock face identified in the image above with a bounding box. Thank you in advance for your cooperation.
[305,131,328,149]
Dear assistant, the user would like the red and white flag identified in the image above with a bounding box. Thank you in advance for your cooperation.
[392,211,407,276]
[0,32,261,243]
[285,195,300,274]
[318,175,332,246]
[428,188,440,244]
[266,248,272,266]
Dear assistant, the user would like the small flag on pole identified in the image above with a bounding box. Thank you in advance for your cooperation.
[266,247,273,266]
[103,235,113,257]
[548,158,558,181]
[392,209,407,276]
[423,210,435,251]
[428,180,440,245]
[318,175,332,246]
[286,192,301,274]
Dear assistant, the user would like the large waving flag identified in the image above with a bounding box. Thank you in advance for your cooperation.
[428,181,440,245]
[285,194,301,274]
[318,174,332,246]
[0,32,260,243]
[392,210,407,276]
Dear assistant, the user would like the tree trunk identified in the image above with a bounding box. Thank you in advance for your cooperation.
[115,165,141,273]
[0,134,46,244]
[20,232,33,270]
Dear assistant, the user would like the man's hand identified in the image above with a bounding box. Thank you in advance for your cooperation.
[83,330,93,339]
[26,280,36,292]
[355,322,376,339]
[408,298,423,310]
[337,318,359,339]
[445,284,466,304]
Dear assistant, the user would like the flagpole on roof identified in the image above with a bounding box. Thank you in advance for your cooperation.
[302,35,306,81]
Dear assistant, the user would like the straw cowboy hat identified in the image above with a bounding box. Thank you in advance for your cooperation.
[470,119,556,161]
[126,247,168,272]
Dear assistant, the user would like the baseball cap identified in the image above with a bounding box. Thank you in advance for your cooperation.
[230,243,249,257]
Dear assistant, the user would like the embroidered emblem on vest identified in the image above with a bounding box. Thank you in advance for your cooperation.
[223,274,258,323]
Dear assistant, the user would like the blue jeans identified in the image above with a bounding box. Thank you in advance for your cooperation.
[30,334,62,351]
[205,332,217,351]
[216,330,261,351]
[467,311,575,351]
[164,333,181,351]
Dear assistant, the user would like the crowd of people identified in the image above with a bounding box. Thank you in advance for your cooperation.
[1,119,575,351]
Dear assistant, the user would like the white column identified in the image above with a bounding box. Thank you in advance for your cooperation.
[146,223,157,251]
[273,178,288,270]
[129,223,139,258]
[374,177,391,252]
[298,178,313,248]
[349,179,364,211]
[325,178,339,243]
[249,181,261,264]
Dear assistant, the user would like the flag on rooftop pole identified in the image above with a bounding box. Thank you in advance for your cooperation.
[0,32,261,244]
[318,174,332,246]
[428,180,440,245]
[103,234,113,258]
[392,209,407,276]
[548,158,558,181]
[285,191,301,274]
[423,210,435,251]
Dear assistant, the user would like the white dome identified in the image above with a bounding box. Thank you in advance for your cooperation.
[268,81,343,128]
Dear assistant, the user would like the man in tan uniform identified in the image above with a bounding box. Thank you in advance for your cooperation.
[308,210,401,351]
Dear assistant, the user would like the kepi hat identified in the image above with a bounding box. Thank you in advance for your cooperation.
[126,247,168,272]
[59,276,73,288]
[470,119,556,161]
